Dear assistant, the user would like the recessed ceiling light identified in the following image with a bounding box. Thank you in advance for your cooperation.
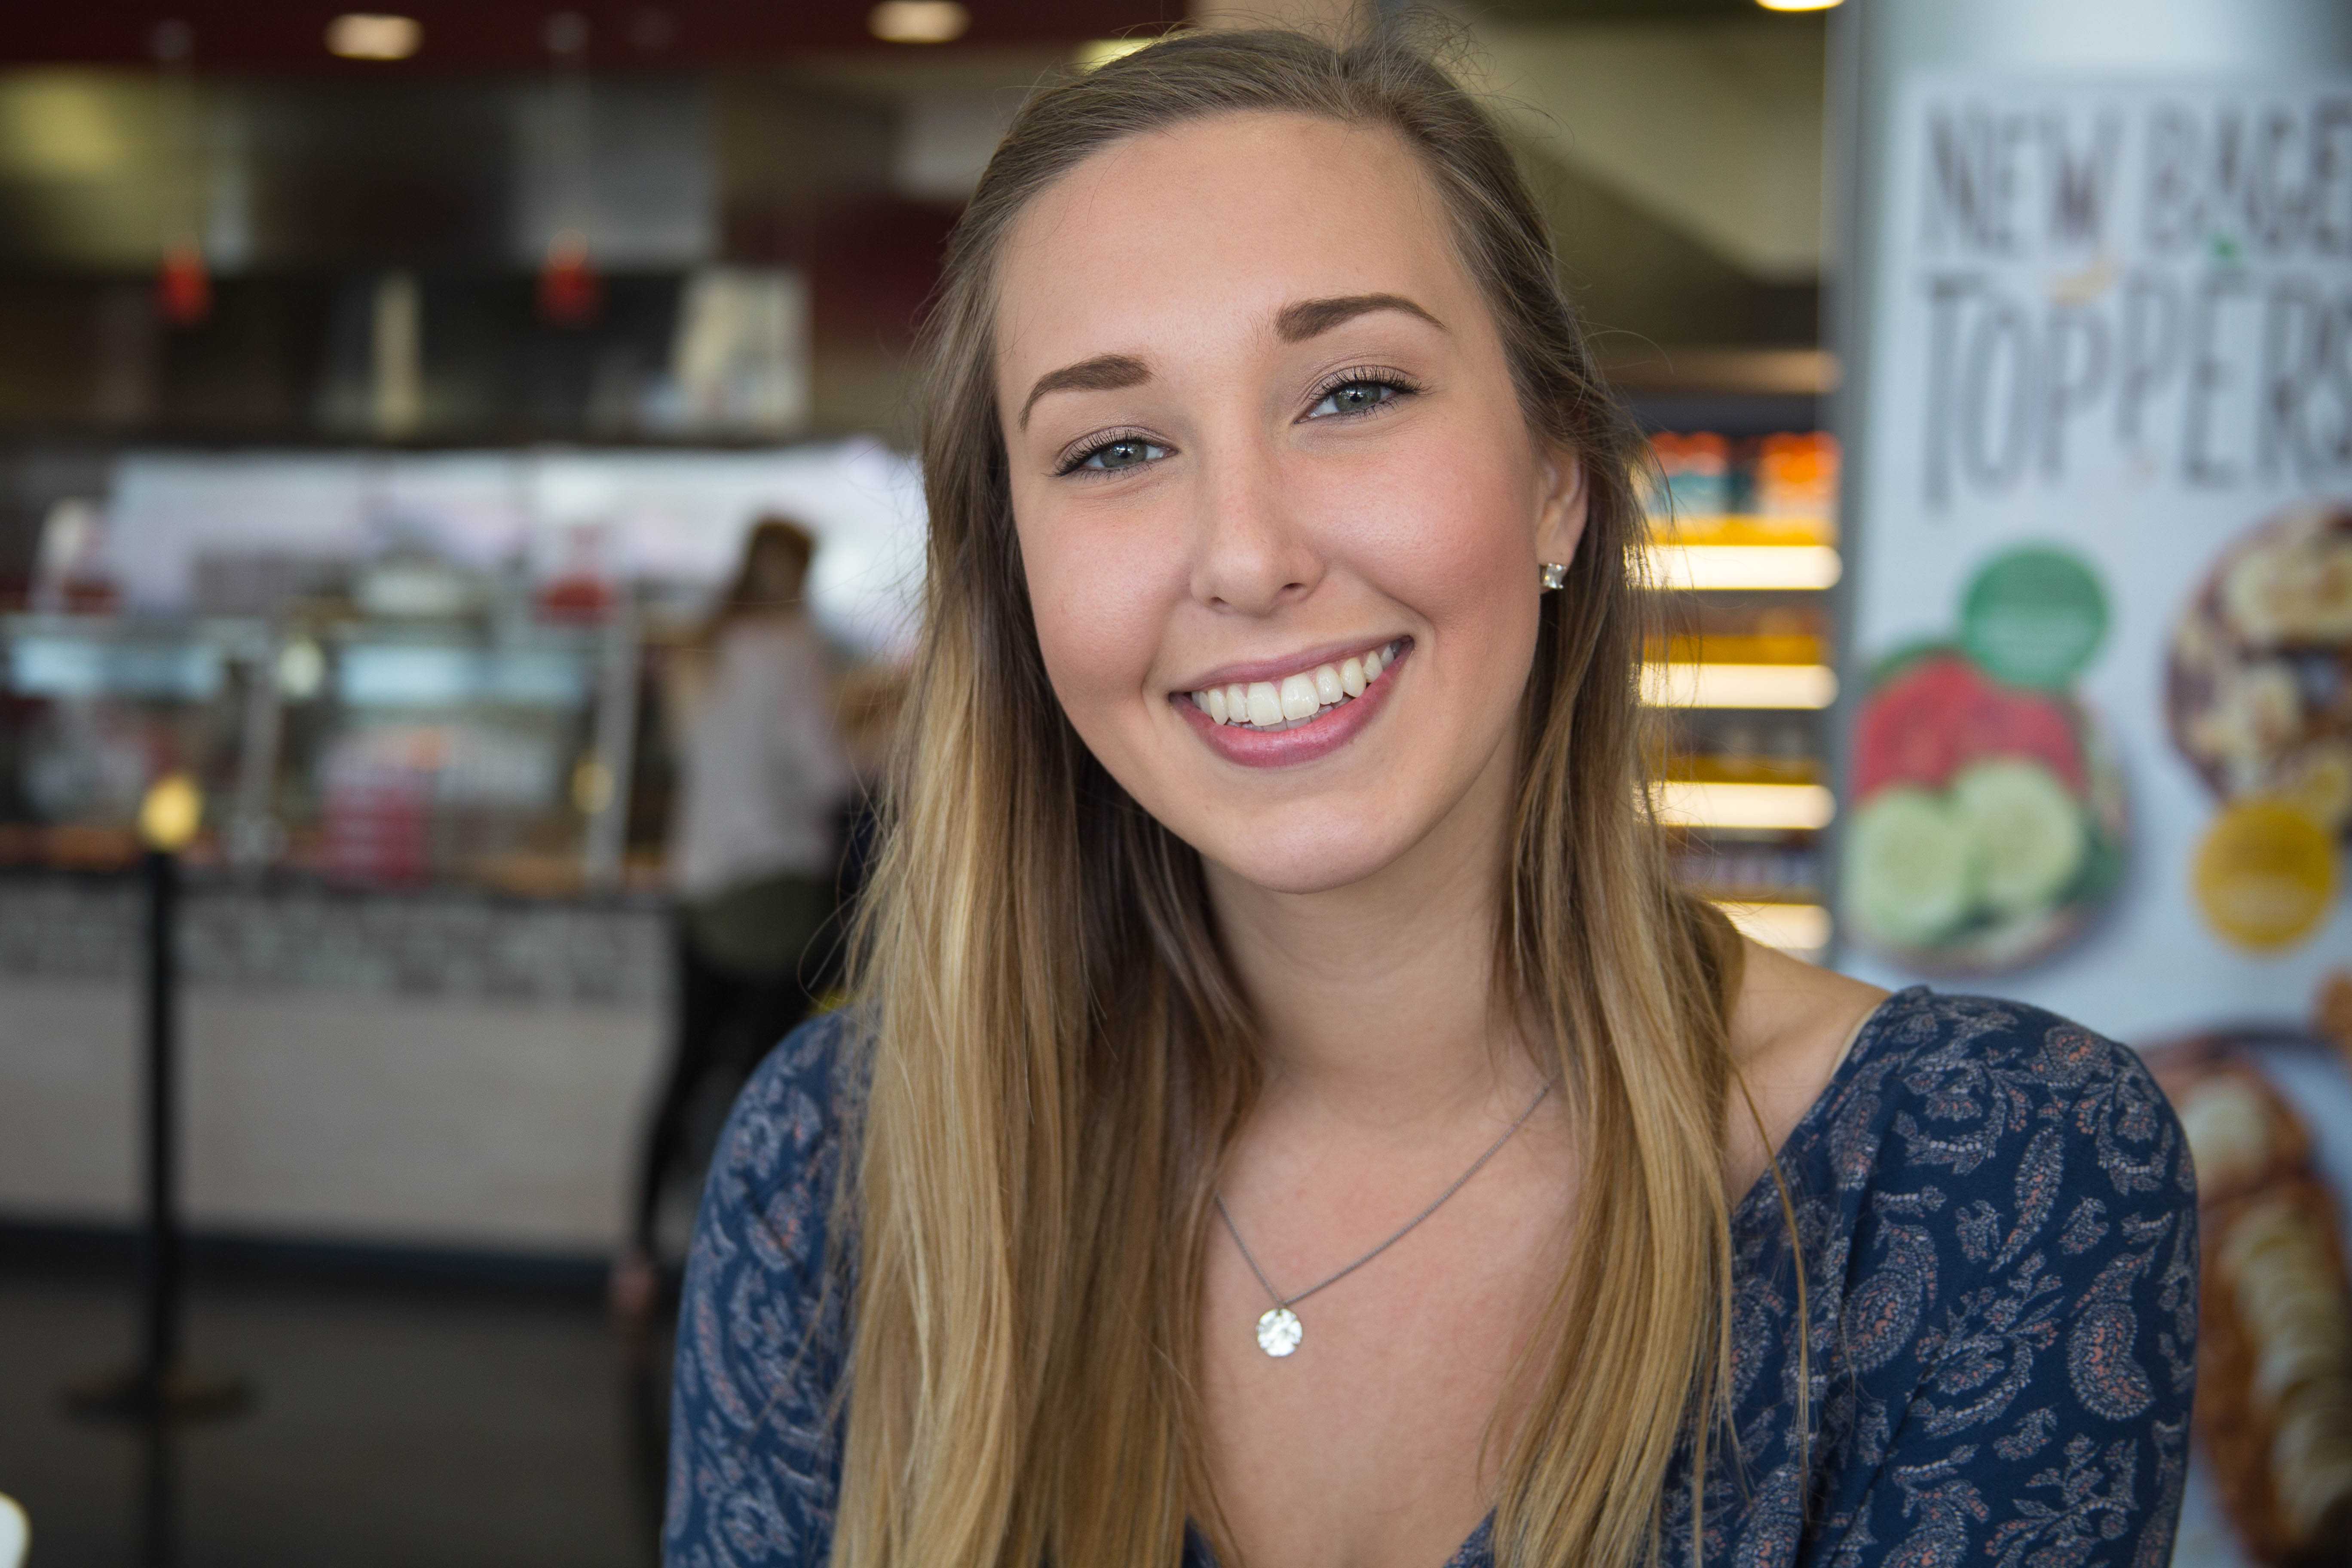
[1756,0,1842,10]
[326,14,423,60]
[870,1,968,45]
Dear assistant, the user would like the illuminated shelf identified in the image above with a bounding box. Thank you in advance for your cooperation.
[1641,662,1838,710]
[1710,900,1831,956]
[1653,780,1836,832]
[1651,632,1824,665]
[1642,543,1843,592]
[1645,514,1834,547]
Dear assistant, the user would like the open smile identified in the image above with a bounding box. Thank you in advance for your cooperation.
[1169,637,1412,768]
[1182,638,1408,730]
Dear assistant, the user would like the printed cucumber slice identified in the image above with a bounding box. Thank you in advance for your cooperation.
[1845,787,1980,949]
[1950,757,2088,917]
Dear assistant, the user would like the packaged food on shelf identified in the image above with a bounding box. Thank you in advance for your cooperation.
[1645,430,1839,536]
[1751,431,1840,521]
[1647,431,1733,520]
[1638,423,1843,942]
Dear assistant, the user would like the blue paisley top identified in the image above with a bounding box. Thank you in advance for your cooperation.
[667,986,2199,1568]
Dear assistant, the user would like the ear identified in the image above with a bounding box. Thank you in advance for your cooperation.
[1533,446,1590,570]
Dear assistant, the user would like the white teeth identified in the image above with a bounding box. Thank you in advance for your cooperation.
[1189,643,1403,730]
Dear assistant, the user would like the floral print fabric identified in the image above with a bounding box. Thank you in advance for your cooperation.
[667,987,2198,1568]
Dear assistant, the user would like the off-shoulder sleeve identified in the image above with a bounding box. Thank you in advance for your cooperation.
[1817,998,2200,1568]
[665,1012,858,1568]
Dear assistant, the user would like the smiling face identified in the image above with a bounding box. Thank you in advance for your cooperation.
[995,110,1586,897]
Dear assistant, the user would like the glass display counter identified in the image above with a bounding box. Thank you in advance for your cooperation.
[0,609,665,1254]
[1,609,643,896]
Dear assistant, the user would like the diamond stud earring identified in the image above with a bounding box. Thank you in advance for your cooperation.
[1539,561,1570,591]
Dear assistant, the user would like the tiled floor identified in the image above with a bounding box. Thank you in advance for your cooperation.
[0,1267,667,1568]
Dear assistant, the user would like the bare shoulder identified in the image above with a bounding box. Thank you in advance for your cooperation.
[1722,939,1890,1195]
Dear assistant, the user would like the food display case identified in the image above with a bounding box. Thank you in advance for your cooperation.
[1,613,265,867]
[0,603,665,1252]
[2,609,640,892]
[1640,424,1842,962]
[0,439,923,890]
[0,441,922,1253]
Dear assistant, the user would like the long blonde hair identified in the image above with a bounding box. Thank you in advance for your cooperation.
[839,27,1751,1568]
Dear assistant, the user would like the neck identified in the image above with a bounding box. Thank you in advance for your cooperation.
[1204,737,1536,1130]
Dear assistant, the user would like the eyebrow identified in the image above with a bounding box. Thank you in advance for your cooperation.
[1014,294,1444,432]
[1274,292,1445,343]
[1018,352,1150,430]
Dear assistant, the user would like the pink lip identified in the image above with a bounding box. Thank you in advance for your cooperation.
[1174,640,1411,769]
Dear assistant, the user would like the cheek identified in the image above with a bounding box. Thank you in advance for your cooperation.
[1014,497,1182,730]
[1341,431,1543,656]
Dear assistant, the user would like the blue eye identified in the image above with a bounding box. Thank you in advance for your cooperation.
[1087,437,1162,469]
[1061,434,1169,475]
[1307,379,1404,419]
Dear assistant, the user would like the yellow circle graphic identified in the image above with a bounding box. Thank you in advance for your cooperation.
[2193,800,2339,952]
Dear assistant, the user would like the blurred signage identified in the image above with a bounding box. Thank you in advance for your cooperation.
[1907,87,2346,509]
[1838,75,2352,1568]
[1840,72,2352,1031]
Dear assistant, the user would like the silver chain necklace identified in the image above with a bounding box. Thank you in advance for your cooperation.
[1215,1081,1552,1358]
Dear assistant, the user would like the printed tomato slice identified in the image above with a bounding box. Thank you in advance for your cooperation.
[1852,653,1986,797]
[1958,684,2087,794]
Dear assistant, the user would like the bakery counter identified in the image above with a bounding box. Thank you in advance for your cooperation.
[0,869,668,1258]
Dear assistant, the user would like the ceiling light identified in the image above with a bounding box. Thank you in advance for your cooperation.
[870,1,968,44]
[1076,37,1152,70]
[1756,0,1842,10]
[326,14,422,60]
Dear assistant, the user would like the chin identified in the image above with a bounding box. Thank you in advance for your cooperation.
[1184,811,1416,897]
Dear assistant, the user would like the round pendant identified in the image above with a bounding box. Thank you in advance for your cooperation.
[1255,1305,1302,1358]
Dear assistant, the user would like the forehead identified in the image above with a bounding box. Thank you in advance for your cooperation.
[992,110,1475,384]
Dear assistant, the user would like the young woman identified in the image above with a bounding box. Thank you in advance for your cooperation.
[665,30,2196,1568]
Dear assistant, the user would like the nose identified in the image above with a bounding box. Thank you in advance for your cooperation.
[1188,441,1324,615]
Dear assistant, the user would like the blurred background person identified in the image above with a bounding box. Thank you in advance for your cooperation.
[611,516,850,1323]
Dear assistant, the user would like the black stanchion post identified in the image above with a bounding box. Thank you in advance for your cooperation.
[67,776,249,1430]
[141,845,182,1394]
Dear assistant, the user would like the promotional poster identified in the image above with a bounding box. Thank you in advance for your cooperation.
[1839,72,2352,1565]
